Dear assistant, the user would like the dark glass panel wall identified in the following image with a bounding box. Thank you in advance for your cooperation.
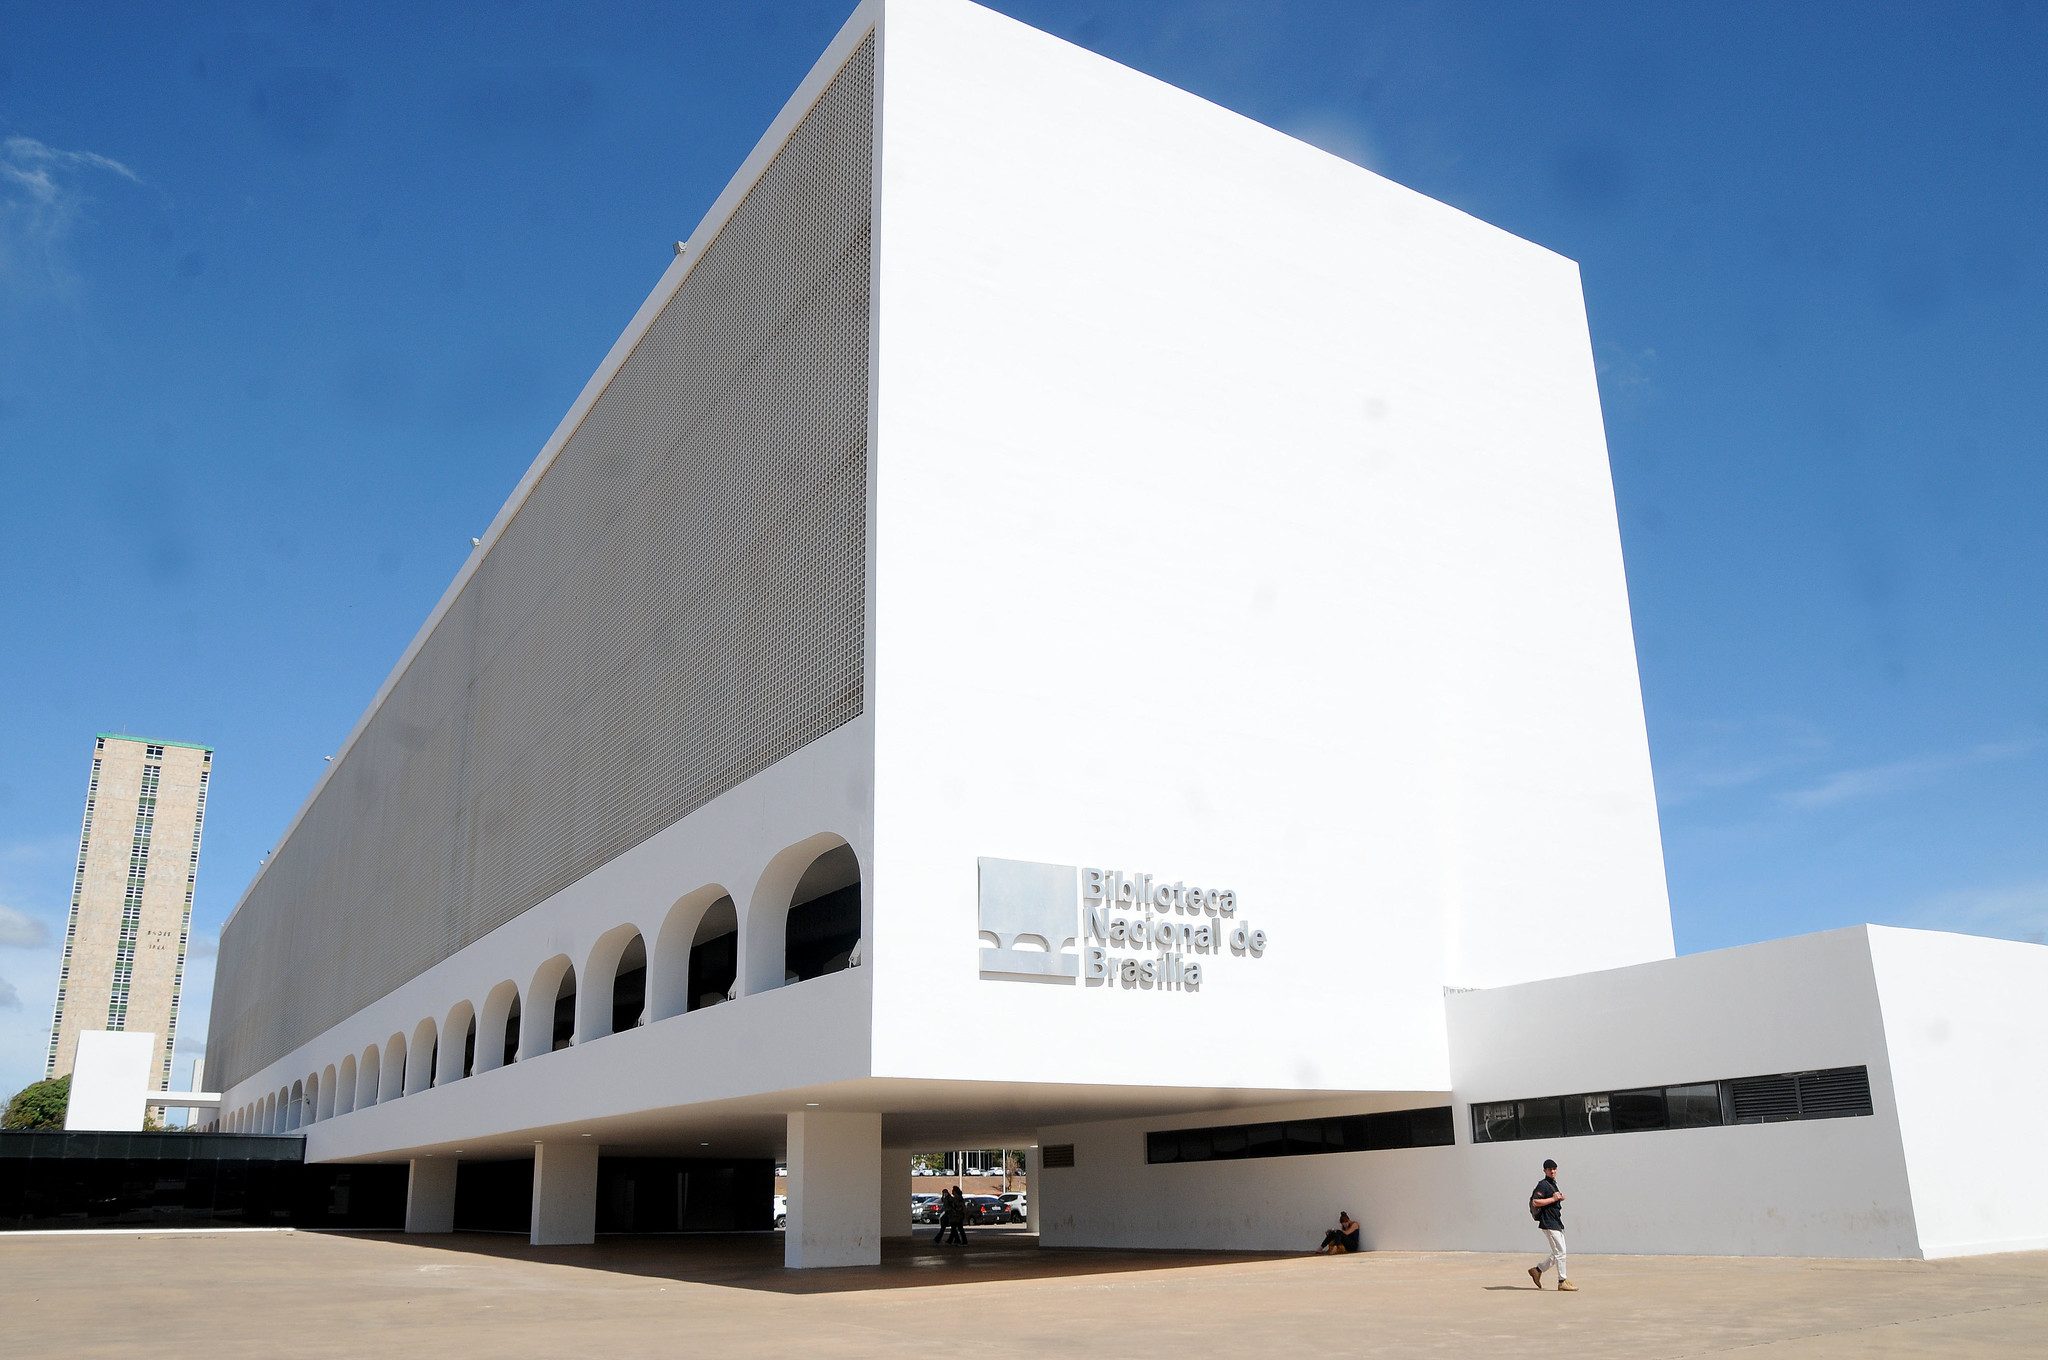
[1471,1066,1873,1144]
[0,1131,405,1230]
[1147,1107,1454,1165]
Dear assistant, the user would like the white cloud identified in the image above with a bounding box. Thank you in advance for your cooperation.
[0,135,143,290]
[0,905,50,948]
[1780,738,2036,810]
[1906,877,2048,947]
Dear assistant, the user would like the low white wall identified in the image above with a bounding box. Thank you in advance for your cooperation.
[1870,927,2048,1258]
[1038,929,1947,1259]
[1037,1096,1918,1258]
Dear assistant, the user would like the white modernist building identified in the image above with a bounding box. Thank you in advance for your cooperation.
[205,0,2048,1266]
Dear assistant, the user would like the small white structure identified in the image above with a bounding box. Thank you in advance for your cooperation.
[65,1031,159,1131]
[201,0,2047,1267]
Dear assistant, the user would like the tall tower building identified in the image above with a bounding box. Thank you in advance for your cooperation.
[47,734,212,1090]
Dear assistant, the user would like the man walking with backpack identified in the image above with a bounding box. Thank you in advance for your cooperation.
[1527,1159,1577,1291]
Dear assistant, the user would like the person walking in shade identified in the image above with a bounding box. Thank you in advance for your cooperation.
[1527,1159,1576,1291]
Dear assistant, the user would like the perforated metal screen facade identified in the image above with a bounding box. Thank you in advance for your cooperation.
[208,37,875,1090]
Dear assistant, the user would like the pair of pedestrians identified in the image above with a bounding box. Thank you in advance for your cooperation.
[1526,1158,1577,1292]
[932,1185,969,1245]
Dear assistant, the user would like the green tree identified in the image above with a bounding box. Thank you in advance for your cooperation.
[3,1075,69,1129]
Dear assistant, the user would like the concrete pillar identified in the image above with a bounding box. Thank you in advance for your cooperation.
[785,1111,881,1268]
[880,1147,912,1239]
[530,1143,600,1246]
[405,1158,458,1233]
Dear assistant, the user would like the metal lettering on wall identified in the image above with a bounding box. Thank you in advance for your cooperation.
[976,859,1271,992]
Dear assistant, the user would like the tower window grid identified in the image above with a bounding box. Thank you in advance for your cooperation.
[45,753,103,1075]
[105,762,160,1030]
[161,762,208,1085]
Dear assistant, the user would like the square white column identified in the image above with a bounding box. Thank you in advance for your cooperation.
[530,1142,600,1245]
[786,1111,881,1268]
[405,1158,458,1233]
[880,1146,912,1239]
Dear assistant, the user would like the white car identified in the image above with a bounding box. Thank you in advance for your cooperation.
[998,1192,1027,1221]
[774,1194,788,1229]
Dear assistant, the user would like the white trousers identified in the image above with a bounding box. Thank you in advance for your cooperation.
[1535,1228,1568,1280]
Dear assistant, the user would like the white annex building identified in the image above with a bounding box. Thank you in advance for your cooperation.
[206,0,2048,1266]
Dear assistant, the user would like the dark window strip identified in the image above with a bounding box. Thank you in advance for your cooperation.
[1146,1106,1454,1166]
[1470,1066,1872,1144]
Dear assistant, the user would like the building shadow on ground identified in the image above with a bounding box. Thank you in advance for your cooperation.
[325,1226,1289,1294]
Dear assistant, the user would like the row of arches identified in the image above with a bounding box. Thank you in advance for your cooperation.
[221,837,862,1135]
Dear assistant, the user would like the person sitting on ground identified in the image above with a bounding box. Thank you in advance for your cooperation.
[1316,1212,1362,1254]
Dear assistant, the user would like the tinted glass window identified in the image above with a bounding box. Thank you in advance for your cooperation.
[1562,1093,1611,1137]
[1145,1132,1176,1164]
[1178,1130,1213,1162]
[1516,1098,1565,1140]
[1410,1106,1455,1147]
[1285,1122,1326,1155]
[1243,1124,1284,1158]
[1611,1089,1668,1133]
[1209,1127,1247,1160]
[1472,1102,1518,1143]
[1665,1083,1723,1129]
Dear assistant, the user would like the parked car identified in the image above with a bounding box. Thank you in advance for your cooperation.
[774,1194,787,1229]
[998,1193,1026,1220]
[914,1196,945,1224]
[963,1195,1016,1225]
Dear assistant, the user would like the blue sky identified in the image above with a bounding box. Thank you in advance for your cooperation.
[1,1,2043,1102]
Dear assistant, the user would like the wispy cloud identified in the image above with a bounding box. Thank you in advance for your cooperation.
[0,905,49,949]
[0,976,18,1010]
[1779,738,2036,809]
[1906,877,2048,947]
[0,134,143,290]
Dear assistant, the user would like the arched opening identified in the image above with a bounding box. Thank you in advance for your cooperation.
[405,1018,438,1095]
[287,1082,303,1131]
[304,1073,320,1124]
[578,924,646,1041]
[742,834,859,995]
[649,884,734,1021]
[613,936,646,1033]
[477,980,519,1072]
[688,896,739,1012]
[357,1043,381,1109]
[520,956,575,1059]
[263,1094,276,1133]
[552,967,577,1051]
[335,1054,357,1116]
[785,844,863,985]
[316,1066,336,1121]
[436,1001,477,1083]
[380,1034,406,1101]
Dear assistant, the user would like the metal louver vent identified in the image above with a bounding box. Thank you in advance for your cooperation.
[1040,1144,1077,1169]
[207,33,877,1091]
[1794,1066,1874,1119]
[1728,1074,1800,1123]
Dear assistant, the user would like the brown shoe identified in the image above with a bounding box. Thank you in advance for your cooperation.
[1557,1279,1578,1292]
[1528,1266,1544,1289]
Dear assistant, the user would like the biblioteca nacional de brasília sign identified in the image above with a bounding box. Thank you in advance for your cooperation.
[977,858,1271,992]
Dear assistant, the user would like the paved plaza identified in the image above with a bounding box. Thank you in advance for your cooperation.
[6,1229,2045,1358]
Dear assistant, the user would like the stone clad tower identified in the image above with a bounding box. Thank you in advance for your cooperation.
[46,734,212,1091]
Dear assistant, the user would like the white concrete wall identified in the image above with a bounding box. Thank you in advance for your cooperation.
[1869,927,2048,1258]
[65,1030,158,1132]
[1038,930,1939,1258]
[867,0,1672,1102]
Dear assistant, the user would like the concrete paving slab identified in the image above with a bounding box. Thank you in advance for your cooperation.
[4,1229,2043,1359]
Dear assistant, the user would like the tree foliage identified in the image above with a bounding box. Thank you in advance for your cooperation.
[3,1075,70,1129]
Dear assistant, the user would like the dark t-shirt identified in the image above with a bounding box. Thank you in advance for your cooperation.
[1532,1178,1564,1231]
